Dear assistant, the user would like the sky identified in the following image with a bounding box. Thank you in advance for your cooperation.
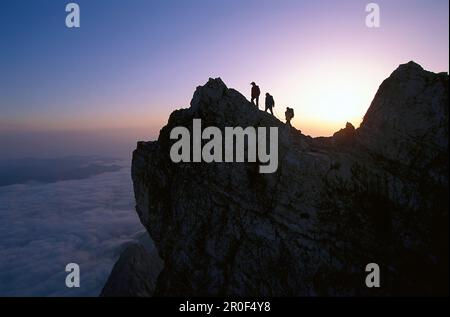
[0,0,449,158]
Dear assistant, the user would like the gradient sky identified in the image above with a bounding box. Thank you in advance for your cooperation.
[0,0,448,158]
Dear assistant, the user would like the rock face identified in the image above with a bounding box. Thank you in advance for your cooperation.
[100,244,162,297]
[131,61,448,296]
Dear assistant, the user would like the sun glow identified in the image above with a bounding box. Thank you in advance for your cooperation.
[273,60,385,137]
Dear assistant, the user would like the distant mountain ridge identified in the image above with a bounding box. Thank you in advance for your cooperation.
[0,156,123,186]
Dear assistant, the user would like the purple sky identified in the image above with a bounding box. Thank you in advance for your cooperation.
[0,0,448,158]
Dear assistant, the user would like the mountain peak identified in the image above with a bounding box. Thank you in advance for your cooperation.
[123,62,449,296]
[398,60,424,71]
[359,61,448,164]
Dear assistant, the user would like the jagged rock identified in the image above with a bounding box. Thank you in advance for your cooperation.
[333,122,356,144]
[357,61,448,167]
[100,244,163,297]
[130,62,448,296]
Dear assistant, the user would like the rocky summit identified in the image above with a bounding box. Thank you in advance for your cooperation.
[108,61,448,296]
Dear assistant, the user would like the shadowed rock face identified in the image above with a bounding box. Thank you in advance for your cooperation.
[100,244,162,297]
[131,62,448,296]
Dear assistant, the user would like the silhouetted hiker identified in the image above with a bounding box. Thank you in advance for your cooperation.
[265,93,275,115]
[251,82,261,107]
[285,107,294,126]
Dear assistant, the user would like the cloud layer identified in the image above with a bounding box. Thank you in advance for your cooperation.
[0,165,146,296]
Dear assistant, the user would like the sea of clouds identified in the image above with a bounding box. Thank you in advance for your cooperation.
[0,164,148,296]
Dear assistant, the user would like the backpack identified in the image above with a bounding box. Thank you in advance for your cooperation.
[286,107,294,118]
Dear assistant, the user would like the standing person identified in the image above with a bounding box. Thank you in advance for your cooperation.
[250,82,261,107]
[285,107,294,126]
[265,93,275,115]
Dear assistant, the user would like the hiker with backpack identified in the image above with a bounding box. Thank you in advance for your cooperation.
[285,107,294,126]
